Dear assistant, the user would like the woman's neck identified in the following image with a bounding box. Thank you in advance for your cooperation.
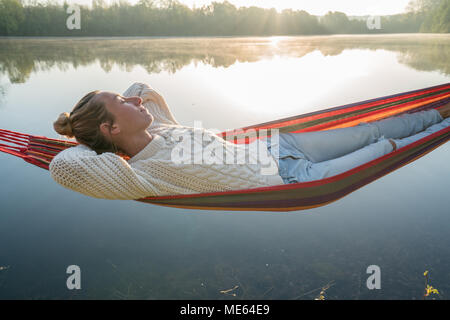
[118,130,153,158]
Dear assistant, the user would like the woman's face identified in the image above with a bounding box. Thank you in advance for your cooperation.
[97,91,153,136]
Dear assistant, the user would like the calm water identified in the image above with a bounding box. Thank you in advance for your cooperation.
[0,34,449,299]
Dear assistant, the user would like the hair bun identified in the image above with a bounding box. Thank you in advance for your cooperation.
[53,112,74,138]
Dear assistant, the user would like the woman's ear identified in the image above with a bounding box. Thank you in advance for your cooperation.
[99,122,121,137]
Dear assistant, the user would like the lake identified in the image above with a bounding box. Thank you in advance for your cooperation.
[0,34,449,299]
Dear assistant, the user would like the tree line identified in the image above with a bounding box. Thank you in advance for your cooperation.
[0,0,448,36]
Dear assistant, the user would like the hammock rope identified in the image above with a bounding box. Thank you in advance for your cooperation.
[1,83,449,212]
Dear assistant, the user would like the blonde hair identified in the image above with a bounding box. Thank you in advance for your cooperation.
[53,90,124,155]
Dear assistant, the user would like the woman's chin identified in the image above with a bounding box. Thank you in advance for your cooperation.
[146,114,154,125]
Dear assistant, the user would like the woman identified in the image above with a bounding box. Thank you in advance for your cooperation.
[50,82,450,200]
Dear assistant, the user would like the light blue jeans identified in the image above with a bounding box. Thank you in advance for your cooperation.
[263,109,447,184]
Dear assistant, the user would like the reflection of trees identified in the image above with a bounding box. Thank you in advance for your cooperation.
[0,77,9,108]
[397,43,450,75]
[0,34,449,83]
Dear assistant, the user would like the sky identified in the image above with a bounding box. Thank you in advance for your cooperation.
[58,0,412,16]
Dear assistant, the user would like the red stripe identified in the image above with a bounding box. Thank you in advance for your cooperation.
[0,134,29,144]
[0,146,28,159]
[0,136,28,147]
[0,129,77,145]
[0,129,31,139]
[0,143,23,150]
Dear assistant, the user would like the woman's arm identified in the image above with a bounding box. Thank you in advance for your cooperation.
[49,144,158,200]
[123,82,180,127]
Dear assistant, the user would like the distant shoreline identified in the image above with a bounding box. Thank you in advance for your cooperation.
[0,33,448,40]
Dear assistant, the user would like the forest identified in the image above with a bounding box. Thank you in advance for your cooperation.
[0,0,448,36]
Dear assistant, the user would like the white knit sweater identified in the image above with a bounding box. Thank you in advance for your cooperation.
[49,82,284,200]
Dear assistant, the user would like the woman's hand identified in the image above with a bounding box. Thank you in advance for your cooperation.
[388,139,397,151]
[438,101,450,119]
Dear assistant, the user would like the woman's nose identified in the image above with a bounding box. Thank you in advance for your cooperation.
[129,96,142,105]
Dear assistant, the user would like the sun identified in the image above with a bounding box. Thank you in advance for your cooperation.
[269,36,284,47]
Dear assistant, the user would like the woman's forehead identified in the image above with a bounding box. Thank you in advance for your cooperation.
[97,91,120,103]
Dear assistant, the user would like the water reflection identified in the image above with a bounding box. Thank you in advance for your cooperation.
[0,83,7,108]
[0,34,449,84]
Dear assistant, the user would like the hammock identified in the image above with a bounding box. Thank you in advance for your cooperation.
[1,83,450,212]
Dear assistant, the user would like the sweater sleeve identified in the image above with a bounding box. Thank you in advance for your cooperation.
[49,144,158,200]
[122,82,180,127]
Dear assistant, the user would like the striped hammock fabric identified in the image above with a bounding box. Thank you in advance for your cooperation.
[1,83,449,212]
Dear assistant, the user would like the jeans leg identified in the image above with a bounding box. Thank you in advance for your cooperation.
[280,122,381,163]
[371,109,443,140]
[392,117,450,149]
[279,109,443,163]
[284,117,450,184]
[295,139,395,183]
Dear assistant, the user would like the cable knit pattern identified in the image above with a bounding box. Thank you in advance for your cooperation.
[49,82,284,200]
